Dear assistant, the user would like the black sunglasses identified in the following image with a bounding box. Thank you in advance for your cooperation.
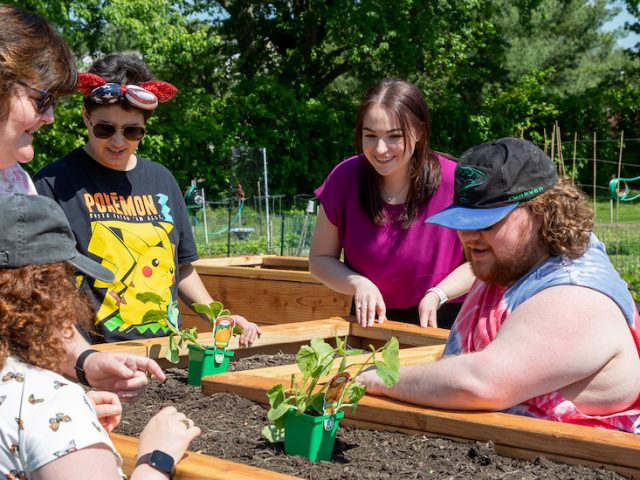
[17,81,59,114]
[89,119,146,141]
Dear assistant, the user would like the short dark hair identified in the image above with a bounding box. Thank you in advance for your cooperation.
[84,52,155,120]
[354,79,444,228]
[0,5,77,119]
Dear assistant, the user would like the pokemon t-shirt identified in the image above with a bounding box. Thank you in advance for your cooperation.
[33,147,198,342]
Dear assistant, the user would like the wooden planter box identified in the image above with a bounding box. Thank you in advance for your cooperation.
[99,318,448,479]
[180,256,352,331]
[94,317,449,368]
[110,432,299,480]
[202,342,640,479]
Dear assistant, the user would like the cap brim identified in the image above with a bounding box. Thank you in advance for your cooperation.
[68,253,115,283]
[425,203,519,230]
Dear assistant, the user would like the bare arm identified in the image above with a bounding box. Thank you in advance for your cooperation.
[309,206,385,327]
[178,263,261,345]
[33,407,201,480]
[360,286,636,413]
[61,327,165,401]
[418,262,475,328]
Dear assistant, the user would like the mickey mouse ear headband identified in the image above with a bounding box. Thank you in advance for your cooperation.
[76,72,177,110]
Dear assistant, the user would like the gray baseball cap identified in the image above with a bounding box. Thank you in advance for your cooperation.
[0,194,115,282]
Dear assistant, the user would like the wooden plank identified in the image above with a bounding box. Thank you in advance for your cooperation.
[203,366,640,472]
[349,319,449,346]
[183,275,351,325]
[110,432,300,480]
[93,342,149,356]
[217,345,444,380]
[260,256,309,271]
[93,318,352,360]
[495,444,640,480]
[193,256,267,268]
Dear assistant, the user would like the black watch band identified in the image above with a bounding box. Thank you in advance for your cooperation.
[74,349,98,387]
[136,450,175,479]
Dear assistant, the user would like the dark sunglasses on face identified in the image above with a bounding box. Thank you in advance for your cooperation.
[89,120,146,141]
[17,81,59,114]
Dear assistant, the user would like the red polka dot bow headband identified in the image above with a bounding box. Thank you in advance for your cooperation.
[76,72,178,110]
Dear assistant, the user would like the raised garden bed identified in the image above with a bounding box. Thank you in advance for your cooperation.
[100,319,640,479]
[115,356,628,480]
[180,256,352,331]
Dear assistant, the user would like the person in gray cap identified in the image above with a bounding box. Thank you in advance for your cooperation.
[359,137,640,433]
[0,194,201,479]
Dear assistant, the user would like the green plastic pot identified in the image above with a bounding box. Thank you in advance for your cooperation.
[187,345,234,387]
[284,408,344,462]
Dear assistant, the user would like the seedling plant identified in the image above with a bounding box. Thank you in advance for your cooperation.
[262,336,400,442]
[136,292,238,363]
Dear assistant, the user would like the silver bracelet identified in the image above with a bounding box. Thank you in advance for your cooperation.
[425,287,448,309]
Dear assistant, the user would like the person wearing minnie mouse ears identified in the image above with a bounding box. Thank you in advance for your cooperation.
[34,52,261,347]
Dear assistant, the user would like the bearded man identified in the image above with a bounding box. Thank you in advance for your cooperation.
[358,137,640,433]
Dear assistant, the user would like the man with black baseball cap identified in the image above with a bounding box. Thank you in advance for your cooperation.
[359,138,640,432]
[0,194,166,399]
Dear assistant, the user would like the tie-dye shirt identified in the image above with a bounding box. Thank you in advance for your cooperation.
[0,164,37,195]
[444,234,640,433]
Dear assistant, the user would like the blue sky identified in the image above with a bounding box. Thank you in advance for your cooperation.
[603,2,639,49]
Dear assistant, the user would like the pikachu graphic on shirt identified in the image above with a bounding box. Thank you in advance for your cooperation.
[87,220,177,334]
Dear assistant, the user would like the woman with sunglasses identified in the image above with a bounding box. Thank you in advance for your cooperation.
[34,52,262,345]
[0,4,76,195]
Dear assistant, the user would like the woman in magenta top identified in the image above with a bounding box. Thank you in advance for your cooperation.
[310,79,473,329]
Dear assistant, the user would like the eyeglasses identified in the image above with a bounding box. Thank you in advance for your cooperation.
[88,118,146,141]
[17,81,59,114]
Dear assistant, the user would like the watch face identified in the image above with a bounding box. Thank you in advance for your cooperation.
[149,450,174,474]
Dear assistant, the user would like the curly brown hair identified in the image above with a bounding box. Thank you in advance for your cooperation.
[0,262,93,373]
[522,177,594,259]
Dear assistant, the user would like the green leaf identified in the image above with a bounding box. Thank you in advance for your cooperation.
[261,424,285,443]
[266,384,285,409]
[309,391,325,413]
[296,344,317,379]
[337,356,347,373]
[233,325,243,335]
[136,292,164,305]
[165,334,180,364]
[346,382,366,411]
[141,309,167,324]
[382,337,400,371]
[267,402,291,422]
[345,348,364,356]
[192,303,213,318]
[374,360,400,388]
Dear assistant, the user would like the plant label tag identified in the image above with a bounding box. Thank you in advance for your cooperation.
[213,316,235,350]
[322,372,350,427]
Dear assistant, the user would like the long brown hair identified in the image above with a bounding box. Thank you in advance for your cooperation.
[0,5,77,119]
[0,263,93,373]
[354,79,443,228]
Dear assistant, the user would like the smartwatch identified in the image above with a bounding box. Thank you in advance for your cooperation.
[136,450,175,479]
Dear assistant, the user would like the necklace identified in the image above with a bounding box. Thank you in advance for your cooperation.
[382,182,410,204]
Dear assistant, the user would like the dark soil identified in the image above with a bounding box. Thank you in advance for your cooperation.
[115,353,628,479]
